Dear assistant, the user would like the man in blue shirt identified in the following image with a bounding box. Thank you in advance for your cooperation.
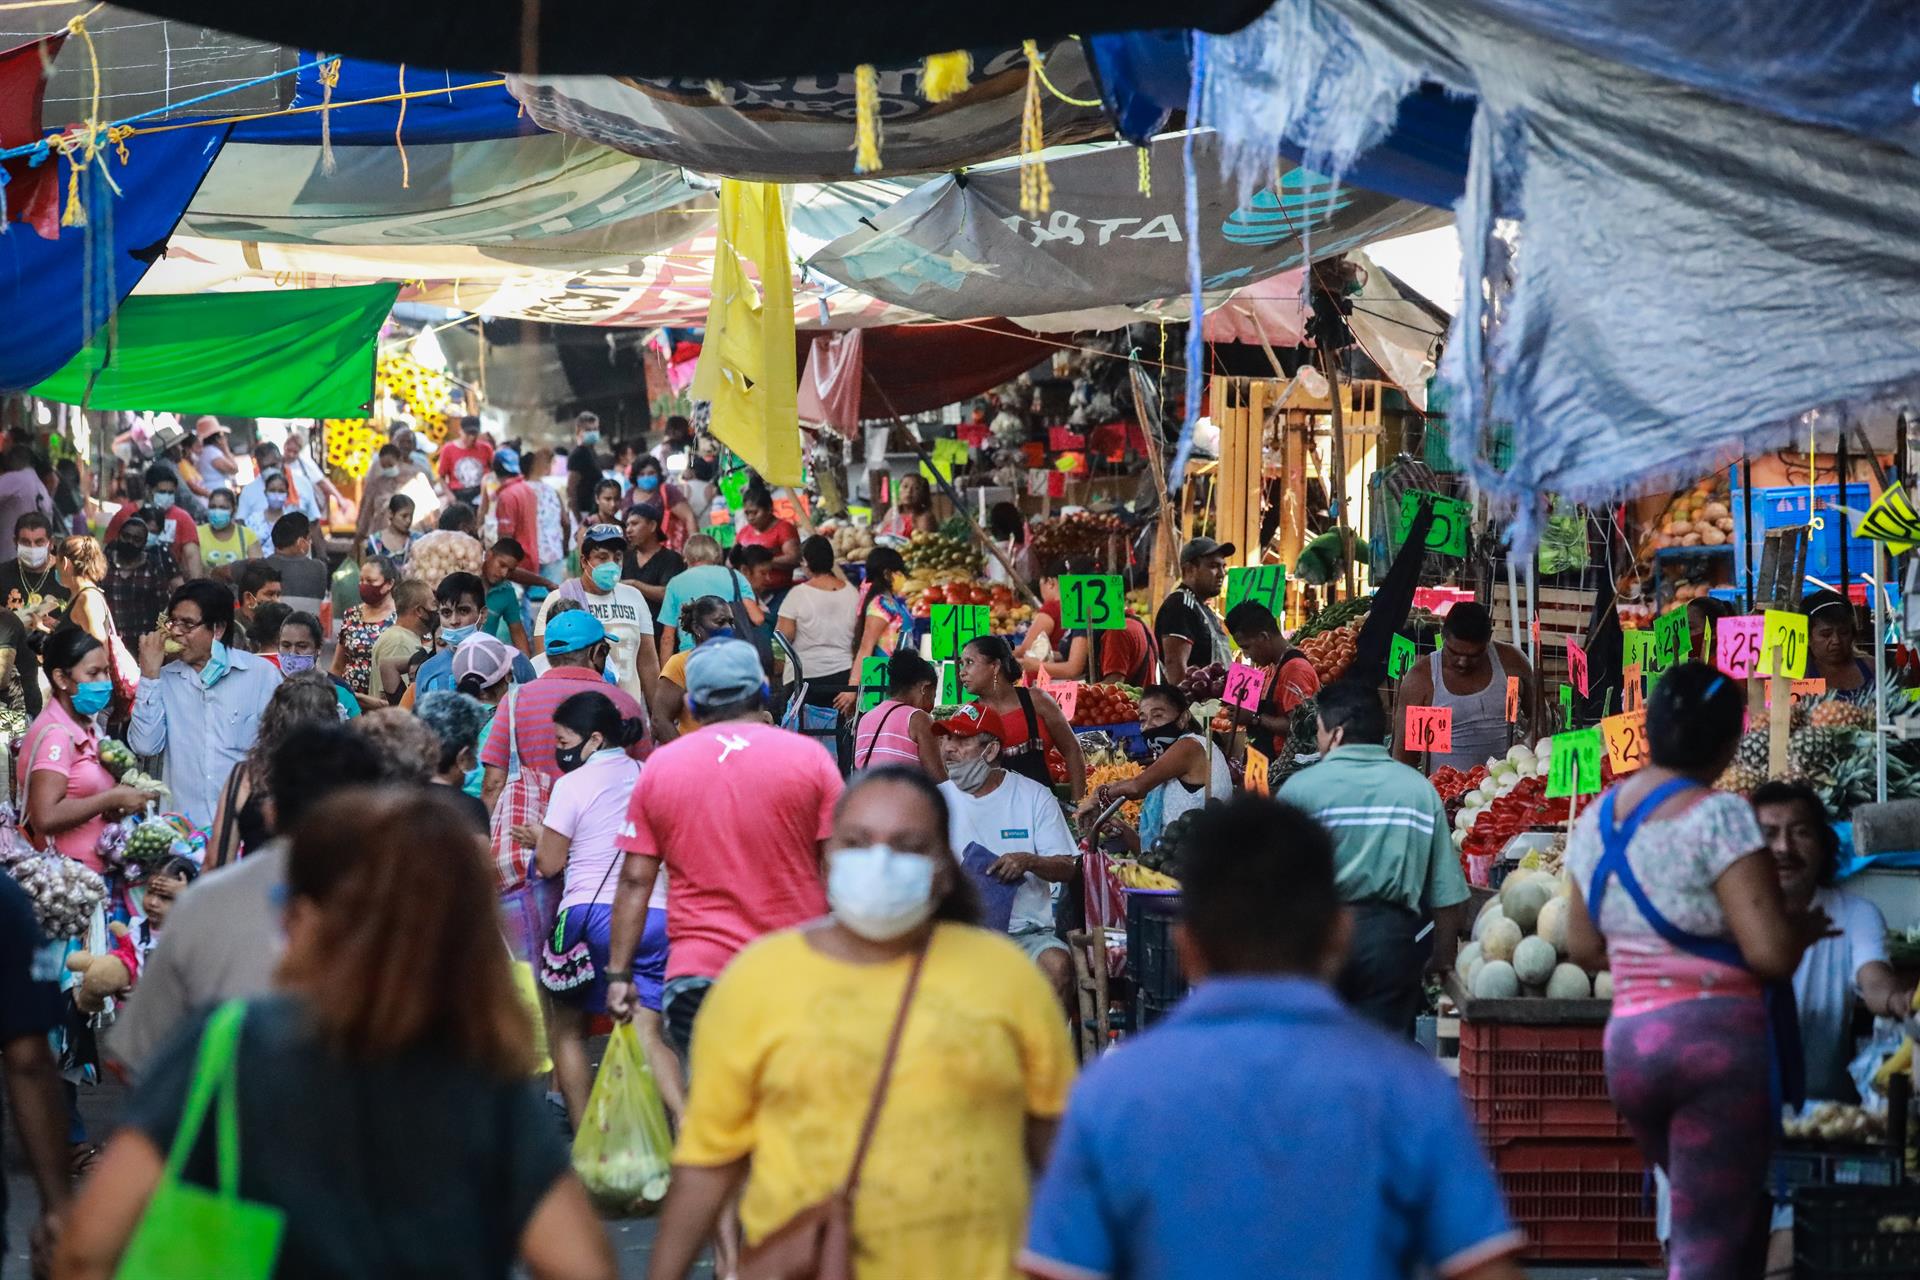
[1022,795,1523,1280]
[412,570,536,699]
[129,579,283,831]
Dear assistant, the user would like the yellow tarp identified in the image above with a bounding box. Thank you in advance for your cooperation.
[692,181,802,486]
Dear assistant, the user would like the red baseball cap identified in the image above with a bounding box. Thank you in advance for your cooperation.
[931,703,1006,739]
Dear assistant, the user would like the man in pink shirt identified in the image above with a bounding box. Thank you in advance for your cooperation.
[605,639,841,1053]
[477,610,647,809]
[488,447,544,578]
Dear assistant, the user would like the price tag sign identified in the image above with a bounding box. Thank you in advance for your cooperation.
[1763,678,1830,708]
[1039,680,1080,720]
[1760,609,1809,679]
[1545,728,1604,798]
[1404,705,1454,754]
[929,603,990,660]
[1224,565,1288,620]
[1559,682,1575,728]
[1622,629,1655,674]
[1395,490,1472,557]
[1566,636,1589,696]
[1714,615,1763,680]
[1623,663,1644,712]
[939,660,968,706]
[1388,634,1417,680]
[1601,709,1649,775]
[1244,747,1270,797]
[1504,675,1520,723]
[719,469,751,511]
[1651,607,1692,671]
[858,655,889,712]
[1222,662,1271,713]
[1058,575,1125,630]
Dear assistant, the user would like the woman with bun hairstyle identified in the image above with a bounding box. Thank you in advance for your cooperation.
[523,690,680,1125]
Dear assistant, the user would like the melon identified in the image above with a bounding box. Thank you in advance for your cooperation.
[1463,956,1486,989]
[1546,964,1593,999]
[1481,917,1523,963]
[1472,903,1506,943]
[1455,941,1483,974]
[1593,971,1614,1000]
[1500,877,1552,933]
[1512,935,1559,986]
[1471,959,1521,999]
[1535,897,1570,955]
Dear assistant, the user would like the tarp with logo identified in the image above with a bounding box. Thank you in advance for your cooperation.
[806,132,1449,321]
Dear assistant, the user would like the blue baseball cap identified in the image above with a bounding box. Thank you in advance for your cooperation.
[495,446,522,475]
[685,638,765,707]
[544,610,607,655]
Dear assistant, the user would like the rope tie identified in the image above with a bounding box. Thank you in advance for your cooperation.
[319,56,341,176]
[394,63,411,189]
[1018,41,1051,216]
[853,64,881,174]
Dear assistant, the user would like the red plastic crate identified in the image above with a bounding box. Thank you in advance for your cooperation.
[1458,1021,1634,1144]
[1494,1140,1661,1264]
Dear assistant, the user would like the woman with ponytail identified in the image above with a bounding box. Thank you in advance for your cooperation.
[524,691,680,1126]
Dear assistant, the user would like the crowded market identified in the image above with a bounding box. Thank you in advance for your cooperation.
[0,4,1916,1280]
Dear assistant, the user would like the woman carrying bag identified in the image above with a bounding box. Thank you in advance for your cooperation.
[55,786,615,1280]
[644,767,1074,1280]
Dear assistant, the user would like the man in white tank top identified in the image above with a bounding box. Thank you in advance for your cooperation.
[1392,603,1538,776]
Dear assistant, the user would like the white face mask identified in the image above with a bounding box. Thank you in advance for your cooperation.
[15,543,48,568]
[827,845,937,942]
[947,750,994,793]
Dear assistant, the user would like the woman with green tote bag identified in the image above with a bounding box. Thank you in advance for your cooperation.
[55,786,617,1280]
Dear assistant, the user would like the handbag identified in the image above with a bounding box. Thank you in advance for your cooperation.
[537,818,626,994]
[114,1000,286,1279]
[728,565,778,683]
[488,687,554,893]
[739,945,927,1280]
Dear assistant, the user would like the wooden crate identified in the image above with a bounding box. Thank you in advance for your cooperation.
[1490,583,1597,688]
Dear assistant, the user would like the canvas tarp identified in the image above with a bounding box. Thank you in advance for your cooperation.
[806,132,1448,321]
[1199,0,1920,548]
[510,41,1110,181]
[35,283,398,416]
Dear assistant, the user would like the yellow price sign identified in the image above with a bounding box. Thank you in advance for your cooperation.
[1244,747,1270,797]
[1759,609,1808,680]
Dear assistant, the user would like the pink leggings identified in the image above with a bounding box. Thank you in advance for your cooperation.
[1605,997,1773,1280]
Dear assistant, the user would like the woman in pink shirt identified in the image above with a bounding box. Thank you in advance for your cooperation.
[853,650,946,778]
[22,626,162,877]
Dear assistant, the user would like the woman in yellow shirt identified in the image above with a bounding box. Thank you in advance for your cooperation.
[645,767,1076,1280]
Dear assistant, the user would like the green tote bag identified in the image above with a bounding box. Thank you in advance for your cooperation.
[116,999,286,1279]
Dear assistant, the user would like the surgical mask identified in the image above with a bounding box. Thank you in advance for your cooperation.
[947,751,994,792]
[267,490,288,508]
[554,734,600,774]
[589,561,622,592]
[206,509,233,530]
[379,465,399,479]
[637,475,660,493]
[15,543,48,568]
[279,653,317,675]
[827,845,937,942]
[581,430,601,446]
[441,623,478,648]
[152,492,176,511]
[200,642,232,689]
[70,679,113,717]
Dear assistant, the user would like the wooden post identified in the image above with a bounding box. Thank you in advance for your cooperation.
[1322,351,1355,602]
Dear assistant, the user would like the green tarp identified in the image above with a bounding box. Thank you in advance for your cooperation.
[35,284,399,417]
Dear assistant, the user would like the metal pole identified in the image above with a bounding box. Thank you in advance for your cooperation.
[1876,541,1889,803]
[1839,431,1851,592]
[1742,455,1757,610]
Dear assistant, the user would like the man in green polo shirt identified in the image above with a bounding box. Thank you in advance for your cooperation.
[1278,680,1471,1037]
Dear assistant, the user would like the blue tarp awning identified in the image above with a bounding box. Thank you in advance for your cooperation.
[233,57,535,146]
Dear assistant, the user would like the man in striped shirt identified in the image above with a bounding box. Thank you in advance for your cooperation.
[1278,680,1471,1037]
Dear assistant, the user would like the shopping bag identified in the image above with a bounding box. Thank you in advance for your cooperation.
[572,1022,674,1217]
[510,957,553,1077]
[115,1000,285,1279]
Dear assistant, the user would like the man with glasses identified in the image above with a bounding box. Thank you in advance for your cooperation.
[128,581,282,830]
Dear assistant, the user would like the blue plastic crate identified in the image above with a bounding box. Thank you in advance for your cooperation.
[1732,483,1878,596]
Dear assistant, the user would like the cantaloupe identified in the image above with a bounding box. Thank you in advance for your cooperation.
[1512,935,1558,986]
[1456,941,1483,974]
[1593,971,1614,1000]
[1471,959,1520,999]
[1472,903,1506,943]
[1481,917,1523,963]
[1500,877,1552,933]
[1535,897,1570,956]
[1546,964,1592,999]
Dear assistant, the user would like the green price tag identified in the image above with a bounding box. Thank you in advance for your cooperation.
[1059,575,1125,630]
[938,659,974,706]
[710,522,737,549]
[1388,634,1417,680]
[1559,682,1575,728]
[930,603,990,660]
[719,469,750,511]
[857,656,889,713]
[1545,728,1604,799]
[1395,490,1472,557]
[1224,565,1287,619]
[1651,607,1692,671]
[1622,629,1655,673]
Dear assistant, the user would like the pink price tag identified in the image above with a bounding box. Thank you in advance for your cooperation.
[1222,662,1271,713]
[1566,636,1589,696]
[1405,705,1454,754]
[1716,615,1765,680]
[1040,681,1080,720]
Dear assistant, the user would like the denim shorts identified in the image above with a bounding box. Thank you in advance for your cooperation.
[661,975,715,1065]
[550,904,667,1015]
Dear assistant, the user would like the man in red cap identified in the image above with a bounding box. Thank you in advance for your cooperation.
[934,703,1080,1004]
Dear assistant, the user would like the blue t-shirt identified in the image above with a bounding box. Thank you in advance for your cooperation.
[657,565,758,651]
[483,582,522,643]
[414,647,538,698]
[1023,977,1520,1280]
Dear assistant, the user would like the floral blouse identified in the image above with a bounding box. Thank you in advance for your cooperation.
[337,606,393,696]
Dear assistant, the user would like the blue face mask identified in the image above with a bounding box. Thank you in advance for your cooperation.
[589,561,622,592]
[200,641,232,689]
[441,623,478,648]
[207,508,233,530]
[70,679,113,717]
[581,430,601,446]
[152,492,176,511]
[637,475,661,493]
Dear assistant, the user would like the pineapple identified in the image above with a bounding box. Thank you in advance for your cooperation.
[1809,697,1872,732]
[1735,727,1771,774]
[1716,762,1766,794]
[1787,726,1855,784]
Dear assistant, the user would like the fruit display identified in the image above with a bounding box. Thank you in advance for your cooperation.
[1116,862,1179,890]
[403,530,485,584]
[99,738,136,779]
[904,530,985,576]
[1176,663,1228,703]
[1297,622,1360,682]
[1458,870,1605,1000]
[1070,684,1140,728]
[905,577,1033,636]
[1266,698,1322,791]
[1293,594,1373,641]
[1782,1102,1885,1143]
[1715,701,1920,816]
[12,854,106,940]
[818,520,875,564]
[1137,805,1215,878]
[1084,760,1143,825]
[1451,742,1605,865]
[1647,475,1734,551]
[1030,511,1124,564]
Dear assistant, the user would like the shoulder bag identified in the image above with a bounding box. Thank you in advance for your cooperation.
[488,686,554,891]
[114,999,285,1278]
[738,944,928,1280]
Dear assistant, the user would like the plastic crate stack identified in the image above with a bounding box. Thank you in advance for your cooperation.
[1124,891,1184,1030]
[1457,1021,1661,1264]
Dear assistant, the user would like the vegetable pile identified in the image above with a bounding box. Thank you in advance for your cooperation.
[1069,684,1139,728]
[1458,870,1608,1002]
[404,530,485,584]
[13,855,106,941]
[1296,622,1360,683]
[1175,663,1228,703]
[1029,511,1123,563]
[904,530,984,576]
[1293,595,1372,641]
[1446,742,1613,865]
